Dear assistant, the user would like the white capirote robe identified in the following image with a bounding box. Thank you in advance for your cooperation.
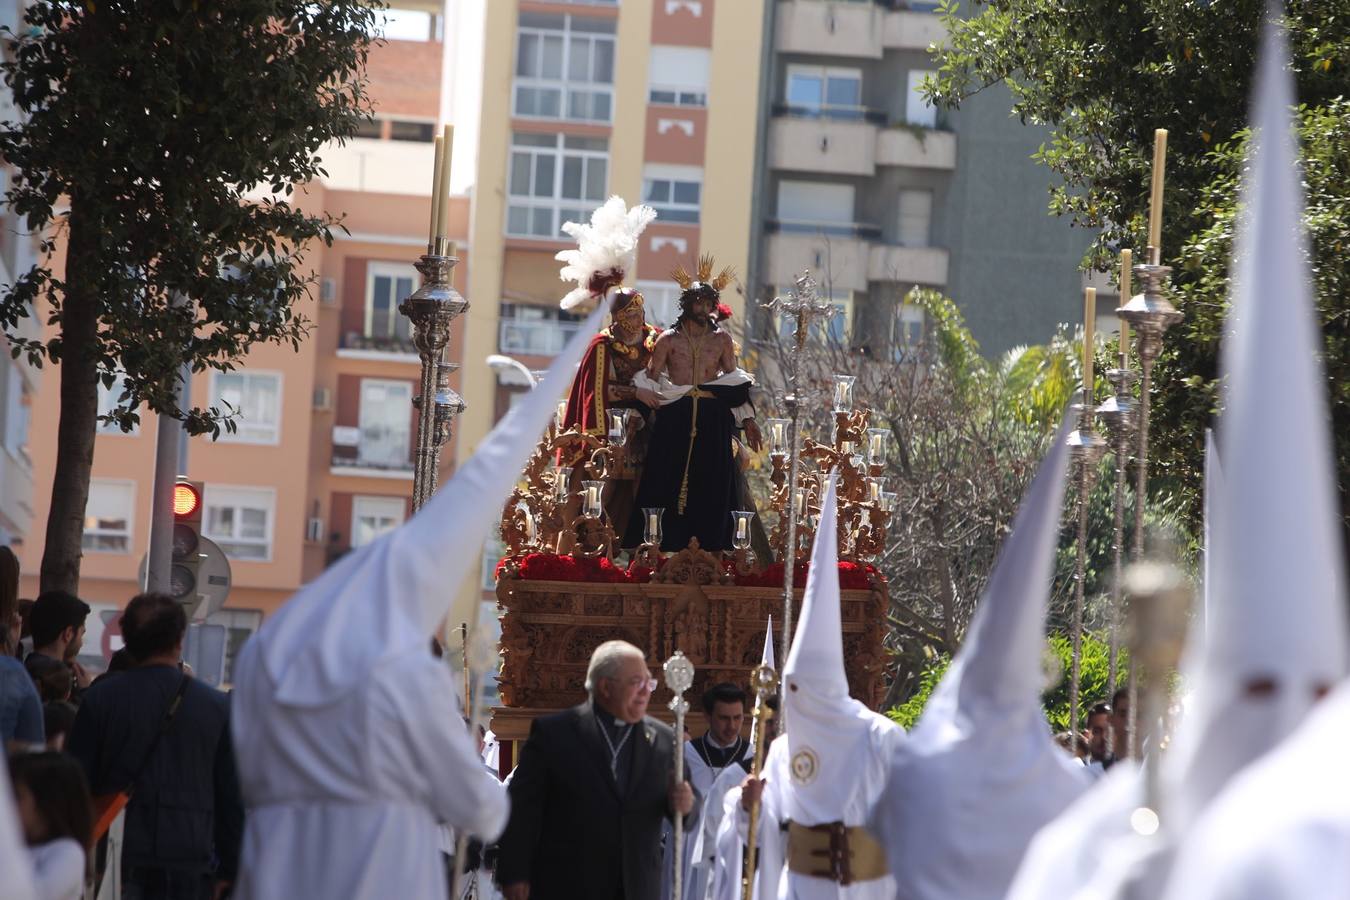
[231,647,508,900]
[1160,680,1350,900]
[748,725,901,900]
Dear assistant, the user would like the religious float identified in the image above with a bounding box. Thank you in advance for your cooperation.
[486,239,900,768]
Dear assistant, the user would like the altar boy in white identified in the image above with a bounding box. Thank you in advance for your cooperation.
[742,474,905,899]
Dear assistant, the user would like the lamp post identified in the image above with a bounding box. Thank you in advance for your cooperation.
[761,272,836,669]
[486,353,541,387]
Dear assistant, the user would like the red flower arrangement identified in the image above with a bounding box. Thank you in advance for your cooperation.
[496,553,880,589]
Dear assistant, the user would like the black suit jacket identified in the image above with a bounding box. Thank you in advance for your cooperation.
[495,702,697,900]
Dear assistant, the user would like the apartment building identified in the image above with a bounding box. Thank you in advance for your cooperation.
[750,0,1095,356]
[18,7,470,679]
[0,0,41,551]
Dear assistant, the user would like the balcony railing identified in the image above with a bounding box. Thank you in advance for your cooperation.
[330,448,414,473]
[765,219,884,241]
[772,102,888,125]
[340,331,418,356]
[499,317,583,356]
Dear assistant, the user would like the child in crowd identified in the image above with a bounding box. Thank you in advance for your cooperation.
[9,751,92,900]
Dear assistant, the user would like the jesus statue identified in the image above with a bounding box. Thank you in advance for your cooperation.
[623,256,762,552]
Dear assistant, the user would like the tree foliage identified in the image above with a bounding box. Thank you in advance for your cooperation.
[886,631,1127,731]
[0,1,380,590]
[927,0,1350,546]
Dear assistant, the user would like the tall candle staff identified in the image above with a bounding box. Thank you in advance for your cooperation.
[1067,287,1108,737]
[1096,250,1138,698]
[1118,128,1184,756]
[403,124,466,511]
[664,651,695,900]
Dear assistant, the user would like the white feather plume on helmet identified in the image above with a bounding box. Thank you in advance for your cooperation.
[555,196,657,313]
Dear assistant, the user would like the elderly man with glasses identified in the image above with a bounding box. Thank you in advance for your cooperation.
[496,640,698,900]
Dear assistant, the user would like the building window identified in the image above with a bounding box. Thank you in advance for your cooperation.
[777,287,852,345]
[896,189,933,247]
[648,46,710,107]
[365,262,418,344]
[513,13,615,123]
[785,65,863,119]
[211,371,282,445]
[96,371,138,436]
[776,181,856,231]
[498,303,585,356]
[506,132,609,238]
[353,117,383,140]
[203,608,263,686]
[82,480,134,554]
[893,303,926,359]
[642,165,702,224]
[635,281,681,329]
[5,364,30,459]
[352,495,406,548]
[358,379,413,469]
[905,70,937,128]
[204,485,275,562]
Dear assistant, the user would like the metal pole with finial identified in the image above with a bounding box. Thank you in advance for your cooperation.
[742,663,778,900]
[664,651,695,900]
[760,273,836,690]
[1118,128,1183,757]
[1067,285,1108,738]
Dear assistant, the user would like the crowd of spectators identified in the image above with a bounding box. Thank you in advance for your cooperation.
[1,546,243,900]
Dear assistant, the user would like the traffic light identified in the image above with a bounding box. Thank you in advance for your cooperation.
[170,479,205,603]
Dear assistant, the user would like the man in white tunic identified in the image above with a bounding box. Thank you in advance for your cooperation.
[741,474,904,899]
[1008,17,1347,898]
[677,681,751,898]
[230,304,606,899]
[869,426,1089,900]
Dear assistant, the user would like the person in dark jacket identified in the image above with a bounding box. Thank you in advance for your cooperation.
[496,640,697,900]
[67,593,243,900]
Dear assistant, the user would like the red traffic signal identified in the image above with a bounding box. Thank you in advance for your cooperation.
[173,482,202,518]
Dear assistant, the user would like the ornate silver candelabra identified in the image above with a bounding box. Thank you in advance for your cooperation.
[1117,249,1183,755]
[760,271,836,670]
[1096,363,1137,698]
[400,237,468,512]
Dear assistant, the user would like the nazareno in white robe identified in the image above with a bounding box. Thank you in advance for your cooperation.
[231,645,507,900]
[231,304,608,899]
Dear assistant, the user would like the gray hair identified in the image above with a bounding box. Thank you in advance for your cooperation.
[585,640,645,694]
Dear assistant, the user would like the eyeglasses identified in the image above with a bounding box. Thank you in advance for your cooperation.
[612,675,658,693]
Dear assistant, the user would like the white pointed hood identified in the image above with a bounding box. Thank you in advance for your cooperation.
[0,763,35,900]
[245,303,606,707]
[1198,429,1223,640]
[869,423,1089,900]
[1163,12,1348,832]
[761,614,775,671]
[781,472,902,825]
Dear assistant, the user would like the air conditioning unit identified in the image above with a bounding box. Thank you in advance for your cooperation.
[306,517,325,543]
[312,387,332,411]
[319,278,338,307]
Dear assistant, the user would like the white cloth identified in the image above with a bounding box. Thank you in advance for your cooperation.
[682,738,752,899]
[634,368,756,425]
[232,304,606,899]
[231,652,508,900]
[0,762,35,900]
[747,473,903,899]
[1161,680,1350,900]
[870,426,1089,900]
[27,838,82,900]
[709,784,747,900]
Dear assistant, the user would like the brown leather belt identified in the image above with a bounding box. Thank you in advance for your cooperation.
[786,821,889,885]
